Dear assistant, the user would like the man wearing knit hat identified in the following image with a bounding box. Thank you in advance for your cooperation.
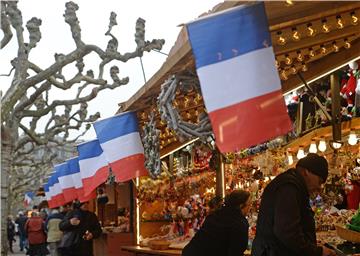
[252,153,336,256]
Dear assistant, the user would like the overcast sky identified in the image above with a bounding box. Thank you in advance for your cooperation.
[0,0,221,140]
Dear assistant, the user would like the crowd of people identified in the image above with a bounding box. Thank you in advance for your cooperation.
[7,201,102,256]
[182,153,338,256]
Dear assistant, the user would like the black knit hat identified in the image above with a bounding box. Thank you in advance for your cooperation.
[224,190,250,209]
[296,153,328,182]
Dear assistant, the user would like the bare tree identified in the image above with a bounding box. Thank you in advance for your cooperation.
[0,1,164,254]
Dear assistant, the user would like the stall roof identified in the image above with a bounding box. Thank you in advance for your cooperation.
[120,1,360,113]
[118,1,360,155]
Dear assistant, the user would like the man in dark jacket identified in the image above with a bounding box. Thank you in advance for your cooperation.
[252,153,336,256]
[182,190,251,256]
[59,201,102,256]
[15,211,28,251]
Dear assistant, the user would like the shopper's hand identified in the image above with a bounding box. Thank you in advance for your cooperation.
[70,217,80,225]
[322,246,336,256]
[83,230,93,240]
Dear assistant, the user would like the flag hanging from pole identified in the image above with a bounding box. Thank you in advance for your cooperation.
[57,162,78,203]
[186,2,292,153]
[77,139,109,196]
[24,191,34,207]
[93,112,148,182]
[67,157,96,203]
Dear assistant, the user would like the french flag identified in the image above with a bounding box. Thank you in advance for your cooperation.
[24,192,34,207]
[77,139,109,196]
[48,171,66,208]
[67,157,96,202]
[93,112,148,182]
[187,3,292,153]
[57,162,78,203]
[44,182,56,209]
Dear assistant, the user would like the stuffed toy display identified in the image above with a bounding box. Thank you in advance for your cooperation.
[340,61,360,116]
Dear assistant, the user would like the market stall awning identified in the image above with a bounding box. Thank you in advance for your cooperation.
[118,1,360,155]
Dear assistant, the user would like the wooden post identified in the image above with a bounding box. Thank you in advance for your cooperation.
[296,101,303,135]
[331,73,341,141]
[215,152,225,198]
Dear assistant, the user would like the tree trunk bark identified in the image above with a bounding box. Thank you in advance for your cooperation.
[1,125,13,256]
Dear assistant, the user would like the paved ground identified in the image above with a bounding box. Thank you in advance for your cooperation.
[8,236,26,256]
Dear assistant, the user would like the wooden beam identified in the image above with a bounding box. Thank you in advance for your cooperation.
[285,118,360,151]
[268,3,360,31]
[281,38,360,94]
[331,74,341,141]
[274,26,359,55]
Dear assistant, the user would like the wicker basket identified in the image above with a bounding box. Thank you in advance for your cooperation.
[148,240,171,250]
[335,224,360,243]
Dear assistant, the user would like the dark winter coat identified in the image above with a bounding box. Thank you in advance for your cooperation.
[182,206,249,256]
[15,215,28,235]
[252,169,322,256]
[59,209,102,256]
[7,219,16,240]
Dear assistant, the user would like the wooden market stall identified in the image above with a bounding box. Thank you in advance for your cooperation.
[111,1,360,255]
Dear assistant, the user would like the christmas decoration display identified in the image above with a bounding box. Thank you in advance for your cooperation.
[341,61,360,115]
[142,113,161,179]
[158,73,212,142]
[138,172,215,204]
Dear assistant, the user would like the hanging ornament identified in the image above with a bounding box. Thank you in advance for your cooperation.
[142,113,161,179]
[158,72,213,142]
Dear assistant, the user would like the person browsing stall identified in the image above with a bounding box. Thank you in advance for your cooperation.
[182,190,251,256]
[252,153,336,256]
[59,201,102,256]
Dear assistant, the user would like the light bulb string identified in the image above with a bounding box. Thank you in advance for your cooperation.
[270,8,360,33]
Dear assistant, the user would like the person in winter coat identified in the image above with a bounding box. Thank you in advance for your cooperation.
[59,201,102,256]
[25,211,49,256]
[252,153,336,256]
[45,208,64,256]
[15,211,28,251]
[182,190,251,256]
[7,215,16,253]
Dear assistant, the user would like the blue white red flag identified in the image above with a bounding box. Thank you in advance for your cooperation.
[67,157,96,202]
[57,162,77,203]
[48,169,66,208]
[186,3,292,152]
[24,192,34,207]
[93,112,148,182]
[77,139,109,196]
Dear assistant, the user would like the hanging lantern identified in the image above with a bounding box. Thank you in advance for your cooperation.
[309,140,318,153]
[277,31,286,45]
[287,154,294,165]
[320,44,327,54]
[344,39,351,49]
[332,41,339,52]
[307,23,316,37]
[318,137,327,152]
[296,51,304,61]
[309,47,315,58]
[301,63,308,72]
[285,54,292,65]
[348,129,358,145]
[292,28,300,41]
[336,15,344,29]
[351,11,359,25]
[331,141,342,150]
[297,146,306,159]
[322,19,330,33]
